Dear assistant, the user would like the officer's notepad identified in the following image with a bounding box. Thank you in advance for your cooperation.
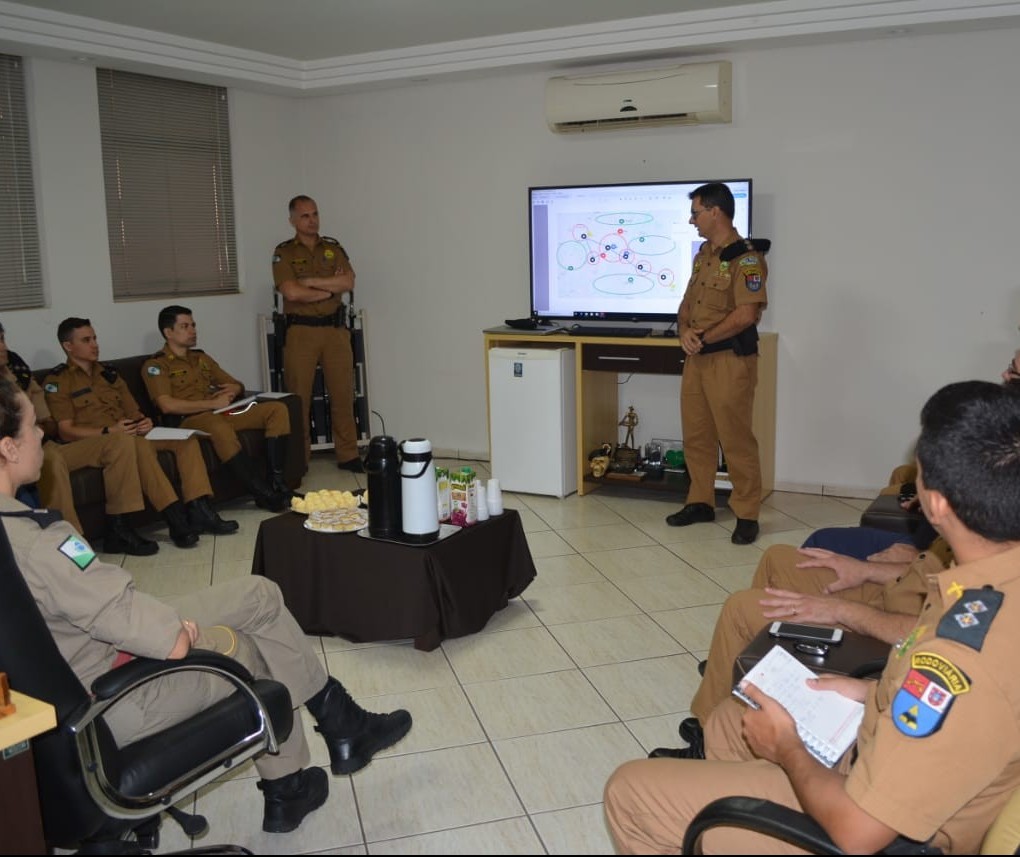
[733,644,864,767]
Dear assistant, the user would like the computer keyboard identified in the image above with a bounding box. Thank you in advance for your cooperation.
[568,325,653,338]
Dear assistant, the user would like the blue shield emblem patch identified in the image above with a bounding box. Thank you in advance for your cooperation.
[892,652,969,738]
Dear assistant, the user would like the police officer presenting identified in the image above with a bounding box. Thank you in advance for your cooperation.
[142,306,291,513]
[272,195,362,472]
[607,380,1020,854]
[667,182,770,545]
[44,318,238,546]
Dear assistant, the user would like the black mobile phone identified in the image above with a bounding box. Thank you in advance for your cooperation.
[768,622,843,646]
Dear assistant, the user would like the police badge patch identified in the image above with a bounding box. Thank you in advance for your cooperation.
[147,366,161,375]
[892,651,970,737]
[272,254,281,264]
[44,383,58,393]
[58,534,96,571]
[745,273,762,292]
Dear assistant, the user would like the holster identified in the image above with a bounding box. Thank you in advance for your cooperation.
[731,325,759,356]
[273,311,289,349]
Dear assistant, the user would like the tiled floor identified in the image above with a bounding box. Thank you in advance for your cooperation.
[119,453,870,855]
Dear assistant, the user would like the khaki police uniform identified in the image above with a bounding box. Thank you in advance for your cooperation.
[679,232,768,520]
[272,236,358,464]
[689,542,941,722]
[0,493,328,781]
[606,544,1020,855]
[3,354,144,530]
[141,345,290,463]
[43,360,213,508]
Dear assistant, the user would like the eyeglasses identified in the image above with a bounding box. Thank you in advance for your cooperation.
[690,207,712,220]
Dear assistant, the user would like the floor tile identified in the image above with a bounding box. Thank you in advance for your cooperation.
[556,522,656,553]
[547,614,684,667]
[522,580,642,626]
[443,626,574,682]
[584,654,702,721]
[531,803,617,854]
[368,817,542,854]
[324,642,459,696]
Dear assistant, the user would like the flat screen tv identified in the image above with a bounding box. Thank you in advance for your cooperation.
[529,178,752,325]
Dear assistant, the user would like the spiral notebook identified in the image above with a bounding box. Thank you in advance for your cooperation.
[733,643,864,767]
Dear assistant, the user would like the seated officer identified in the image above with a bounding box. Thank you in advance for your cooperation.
[0,374,412,834]
[649,537,945,759]
[606,380,1020,854]
[44,318,238,548]
[0,321,156,556]
[142,306,291,513]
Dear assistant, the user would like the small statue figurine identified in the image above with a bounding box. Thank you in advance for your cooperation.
[619,406,639,450]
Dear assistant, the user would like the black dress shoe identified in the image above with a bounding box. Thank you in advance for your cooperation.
[665,503,715,527]
[648,745,705,760]
[257,767,328,833]
[732,518,760,545]
[337,457,365,474]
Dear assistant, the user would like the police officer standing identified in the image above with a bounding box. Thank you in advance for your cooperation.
[272,195,362,472]
[44,318,238,547]
[667,182,770,545]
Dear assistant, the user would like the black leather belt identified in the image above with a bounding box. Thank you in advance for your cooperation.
[700,339,736,355]
[285,313,341,328]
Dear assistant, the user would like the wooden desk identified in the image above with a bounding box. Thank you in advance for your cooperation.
[0,691,57,856]
[483,331,776,497]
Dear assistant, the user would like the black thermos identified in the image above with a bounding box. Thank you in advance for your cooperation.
[365,435,402,538]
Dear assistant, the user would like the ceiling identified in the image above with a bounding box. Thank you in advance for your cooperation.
[1,0,1019,94]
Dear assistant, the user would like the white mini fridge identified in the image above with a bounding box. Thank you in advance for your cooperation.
[488,347,577,497]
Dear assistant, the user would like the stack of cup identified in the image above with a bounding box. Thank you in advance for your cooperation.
[486,478,503,516]
[474,479,490,521]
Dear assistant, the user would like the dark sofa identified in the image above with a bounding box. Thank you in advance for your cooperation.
[33,354,306,542]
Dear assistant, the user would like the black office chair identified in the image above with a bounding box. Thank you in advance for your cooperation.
[0,519,295,854]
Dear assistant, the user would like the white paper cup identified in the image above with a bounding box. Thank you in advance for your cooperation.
[486,478,504,515]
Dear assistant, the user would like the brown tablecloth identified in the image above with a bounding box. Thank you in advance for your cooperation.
[251,509,536,651]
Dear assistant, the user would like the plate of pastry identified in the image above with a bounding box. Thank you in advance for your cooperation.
[303,508,368,533]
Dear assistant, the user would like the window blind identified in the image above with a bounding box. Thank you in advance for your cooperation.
[0,54,44,311]
[97,68,239,300]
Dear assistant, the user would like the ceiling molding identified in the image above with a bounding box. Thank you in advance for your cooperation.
[1,0,1018,94]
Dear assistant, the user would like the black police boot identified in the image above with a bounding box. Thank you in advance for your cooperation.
[161,500,199,548]
[306,677,412,775]
[265,436,293,498]
[186,495,239,535]
[256,767,329,834]
[224,451,287,513]
[732,518,760,545]
[665,502,716,527]
[103,514,159,556]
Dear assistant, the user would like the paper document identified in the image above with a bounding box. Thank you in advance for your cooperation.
[214,394,259,415]
[254,391,291,399]
[733,644,864,767]
[145,427,210,440]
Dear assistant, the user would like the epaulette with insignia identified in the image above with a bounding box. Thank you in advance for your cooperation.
[100,364,119,384]
[148,351,165,360]
[6,351,32,391]
[50,363,67,375]
[275,238,293,250]
[192,348,206,354]
[936,585,1002,651]
[322,236,340,245]
[721,237,772,262]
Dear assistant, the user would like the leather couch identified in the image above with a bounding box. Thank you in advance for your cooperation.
[34,354,306,541]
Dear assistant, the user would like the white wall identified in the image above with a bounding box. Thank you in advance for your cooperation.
[300,28,1020,495]
[18,28,1020,495]
[18,57,300,387]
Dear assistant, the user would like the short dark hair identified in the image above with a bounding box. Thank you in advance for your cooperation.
[57,317,91,345]
[916,380,1020,541]
[0,375,24,442]
[689,182,735,220]
[288,195,314,214]
[157,305,192,340]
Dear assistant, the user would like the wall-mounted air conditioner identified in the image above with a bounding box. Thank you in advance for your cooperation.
[546,61,731,133]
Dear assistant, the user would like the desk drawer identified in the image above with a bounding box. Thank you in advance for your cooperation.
[581,343,685,375]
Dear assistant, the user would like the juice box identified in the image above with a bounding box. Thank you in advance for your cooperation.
[436,466,451,522]
[450,466,477,527]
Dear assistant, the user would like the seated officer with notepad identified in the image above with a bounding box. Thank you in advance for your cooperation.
[142,305,290,513]
[606,380,1020,854]
[45,317,238,546]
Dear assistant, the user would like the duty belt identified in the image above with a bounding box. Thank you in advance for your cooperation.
[285,312,342,328]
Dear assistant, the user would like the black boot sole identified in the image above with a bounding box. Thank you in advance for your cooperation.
[261,767,329,833]
[325,711,413,775]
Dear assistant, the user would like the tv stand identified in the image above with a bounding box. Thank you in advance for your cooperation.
[482,331,776,498]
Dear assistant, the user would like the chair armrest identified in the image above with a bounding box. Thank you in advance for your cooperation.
[682,796,845,855]
[90,650,253,700]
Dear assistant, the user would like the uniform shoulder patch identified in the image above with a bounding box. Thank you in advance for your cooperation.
[272,254,281,264]
[146,364,161,376]
[892,650,970,738]
[44,382,58,393]
[744,272,763,292]
[936,586,1002,651]
[58,533,96,571]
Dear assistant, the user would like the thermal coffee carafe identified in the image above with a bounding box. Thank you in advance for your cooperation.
[399,438,440,543]
[364,435,402,539]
